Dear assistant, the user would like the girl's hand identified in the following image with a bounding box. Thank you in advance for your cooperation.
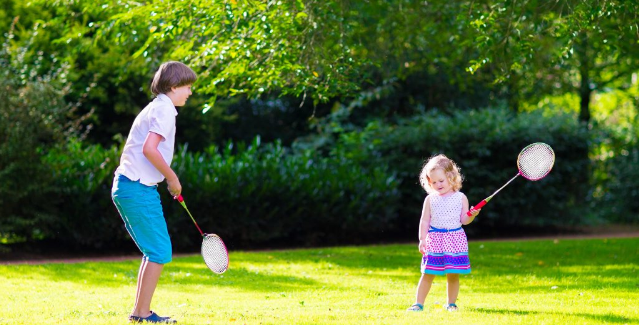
[463,206,481,225]
[418,239,428,254]
[468,206,481,218]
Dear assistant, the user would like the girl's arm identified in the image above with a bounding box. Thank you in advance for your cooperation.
[460,193,480,225]
[418,196,431,254]
[143,132,182,197]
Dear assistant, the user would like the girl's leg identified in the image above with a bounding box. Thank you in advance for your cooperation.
[415,274,436,305]
[446,273,460,304]
[131,259,164,318]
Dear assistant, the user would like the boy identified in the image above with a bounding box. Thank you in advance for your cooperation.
[111,61,196,323]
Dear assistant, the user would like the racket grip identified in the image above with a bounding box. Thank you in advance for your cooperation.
[467,199,487,216]
[175,195,184,202]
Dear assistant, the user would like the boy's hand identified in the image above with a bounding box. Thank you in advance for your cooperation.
[167,177,182,198]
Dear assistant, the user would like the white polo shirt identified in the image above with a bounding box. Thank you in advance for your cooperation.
[115,94,177,186]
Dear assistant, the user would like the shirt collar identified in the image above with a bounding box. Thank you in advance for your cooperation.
[156,93,178,116]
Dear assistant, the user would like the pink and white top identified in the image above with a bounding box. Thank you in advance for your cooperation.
[429,191,463,229]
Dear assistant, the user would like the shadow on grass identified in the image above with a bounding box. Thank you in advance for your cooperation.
[0,258,327,294]
[166,259,327,293]
[1,238,636,296]
[474,307,637,324]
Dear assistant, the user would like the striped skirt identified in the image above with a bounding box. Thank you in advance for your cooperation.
[421,227,471,275]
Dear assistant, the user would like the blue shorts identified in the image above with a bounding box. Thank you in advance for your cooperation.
[111,174,172,264]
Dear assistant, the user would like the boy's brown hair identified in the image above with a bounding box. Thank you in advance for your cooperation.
[150,61,197,96]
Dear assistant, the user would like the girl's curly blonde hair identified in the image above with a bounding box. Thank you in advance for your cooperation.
[419,154,463,194]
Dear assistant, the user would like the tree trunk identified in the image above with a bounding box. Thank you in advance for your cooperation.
[578,32,592,123]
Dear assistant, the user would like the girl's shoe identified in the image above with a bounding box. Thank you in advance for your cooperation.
[444,303,458,311]
[129,311,176,323]
[406,303,424,312]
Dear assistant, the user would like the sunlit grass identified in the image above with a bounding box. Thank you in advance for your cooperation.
[0,237,637,324]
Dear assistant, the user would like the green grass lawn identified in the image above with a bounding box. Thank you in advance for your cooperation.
[0,237,637,325]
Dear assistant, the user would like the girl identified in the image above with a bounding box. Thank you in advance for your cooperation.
[407,154,480,312]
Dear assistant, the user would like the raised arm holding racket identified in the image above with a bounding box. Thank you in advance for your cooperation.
[467,142,555,216]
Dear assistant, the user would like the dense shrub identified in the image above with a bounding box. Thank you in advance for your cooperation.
[591,123,639,224]
[0,33,81,244]
[166,137,401,249]
[0,106,612,251]
[43,139,125,248]
[303,107,593,236]
[40,137,400,250]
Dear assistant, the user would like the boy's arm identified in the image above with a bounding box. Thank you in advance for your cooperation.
[143,132,181,197]
[461,194,480,225]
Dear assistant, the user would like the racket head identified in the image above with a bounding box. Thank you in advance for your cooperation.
[201,234,229,274]
[517,142,555,181]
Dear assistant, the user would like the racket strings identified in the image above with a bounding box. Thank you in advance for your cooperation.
[201,234,229,274]
[518,144,555,181]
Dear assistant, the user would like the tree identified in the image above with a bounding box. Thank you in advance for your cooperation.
[0,22,87,241]
[463,0,639,121]
[91,0,366,107]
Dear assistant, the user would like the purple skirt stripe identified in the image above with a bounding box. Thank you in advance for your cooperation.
[420,228,471,275]
[421,253,471,274]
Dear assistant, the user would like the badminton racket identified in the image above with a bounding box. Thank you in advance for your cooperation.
[175,195,229,274]
[467,142,555,216]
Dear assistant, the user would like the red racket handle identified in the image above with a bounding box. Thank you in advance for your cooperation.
[467,199,487,216]
[174,194,205,236]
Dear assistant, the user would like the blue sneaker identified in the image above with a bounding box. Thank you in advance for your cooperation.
[444,303,458,311]
[129,311,176,323]
[407,303,424,312]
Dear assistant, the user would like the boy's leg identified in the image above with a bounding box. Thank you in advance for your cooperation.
[446,273,460,304]
[133,258,145,311]
[415,274,436,305]
[132,259,165,318]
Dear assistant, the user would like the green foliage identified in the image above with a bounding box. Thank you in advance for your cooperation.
[297,107,592,233]
[95,0,364,105]
[31,136,399,250]
[591,120,639,224]
[1,238,638,324]
[463,1,639,117]
[43,139,125,247]
[598,146,639,223]
[167,136,400,249]
[0,27,80,242]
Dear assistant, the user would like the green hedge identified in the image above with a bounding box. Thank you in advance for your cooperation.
[166,137,400,249]
[0,41,75,245]
[324,108,592,235]
[43,139,127,248]
[591,124,639,224]
[2,107,616,252]
[41,137,400,250]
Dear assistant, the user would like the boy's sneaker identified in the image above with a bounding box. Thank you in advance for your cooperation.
[129,311,176,323]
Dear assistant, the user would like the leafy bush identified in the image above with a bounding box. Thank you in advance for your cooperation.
[167,137,400,249]
[299,107,592,236]
[43,139,125,248]
[36,136,399,250]
[591,122,639,224]
[0,31,79,244]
